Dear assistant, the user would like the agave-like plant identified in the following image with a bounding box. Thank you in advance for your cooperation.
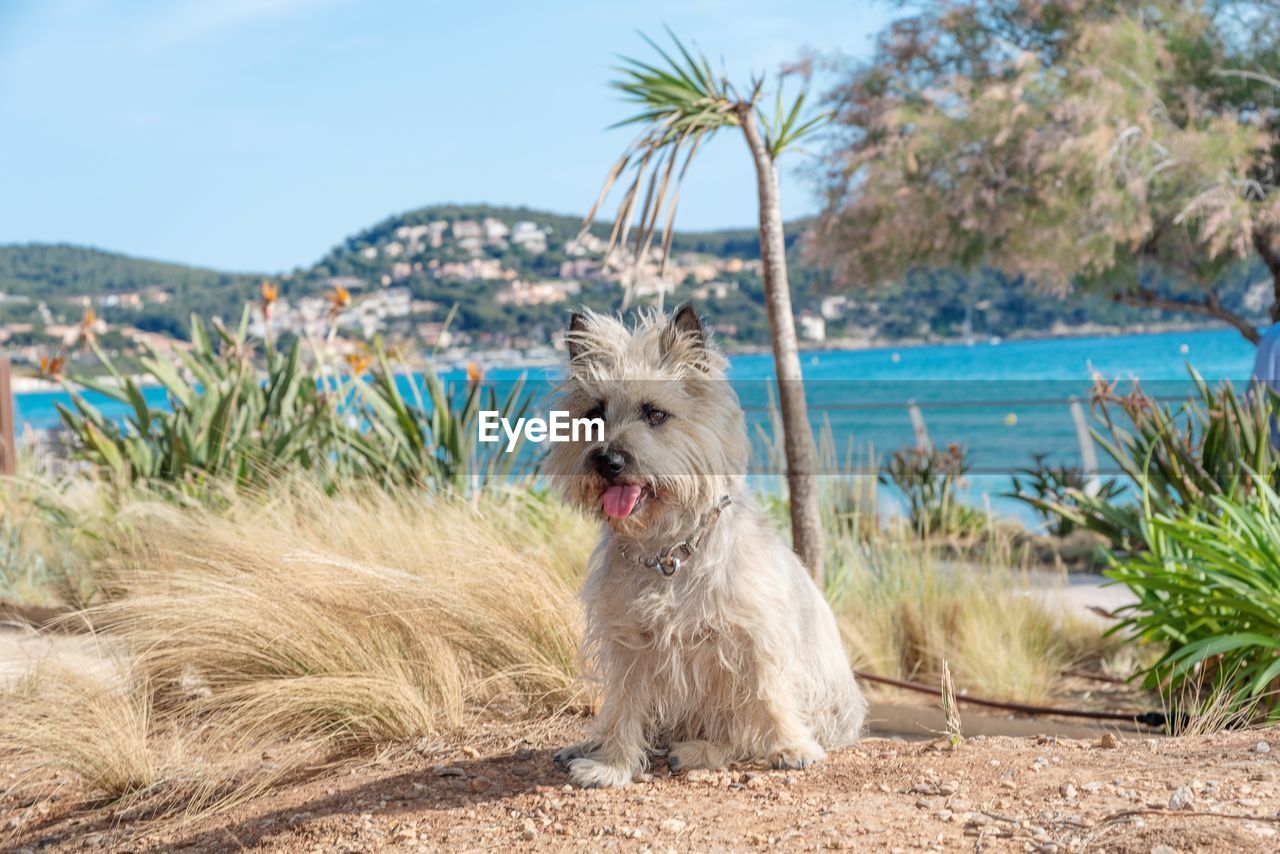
[1110,476,1280,723]
[342,339,533,493]
[1028,368,1280,551]
[57,307,335,487]
[56,306,535,494]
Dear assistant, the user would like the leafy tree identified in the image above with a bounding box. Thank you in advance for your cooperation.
[582,31,830,579]
[815,0,1280,343]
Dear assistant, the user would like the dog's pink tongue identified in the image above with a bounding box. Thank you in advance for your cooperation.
[602,484,643,519]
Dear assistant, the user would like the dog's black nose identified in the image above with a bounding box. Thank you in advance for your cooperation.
[593,448,630,480]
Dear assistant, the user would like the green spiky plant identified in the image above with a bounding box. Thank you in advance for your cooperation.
[1029,370,1280,551]
[55,307,534,494]
[1109,477,1280,723]
[583,28,830,580]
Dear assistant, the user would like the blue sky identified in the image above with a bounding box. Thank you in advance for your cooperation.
[0,0,895,273]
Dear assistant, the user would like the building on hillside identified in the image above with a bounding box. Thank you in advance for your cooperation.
[511,221,548,254]
[560,258,603,280]
[798,312,826,343]
[436,259,514,281]
[691,280,736,301]
[483,218,510,245]
[495,279,581,306]
[566,233,607,256]
[821,295,851,320]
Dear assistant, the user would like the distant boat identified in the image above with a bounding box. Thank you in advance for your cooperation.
[989,336,1002,346]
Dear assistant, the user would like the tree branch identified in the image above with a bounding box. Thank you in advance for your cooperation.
[1112,286,1260,345]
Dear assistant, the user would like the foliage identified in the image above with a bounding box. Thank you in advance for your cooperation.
[580,29,829,305]
[817,0,1280,341]
[826,528,1111,703]
[55,307,532,493]
[1031,370,1280,550]
[880,443,983,539]
[1010,453,1126,536]
[1108,479,1280,723]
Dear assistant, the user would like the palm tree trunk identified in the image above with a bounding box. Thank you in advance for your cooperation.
[737,106,824,582]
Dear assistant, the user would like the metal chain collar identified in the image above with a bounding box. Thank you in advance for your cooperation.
[615,495,733,577]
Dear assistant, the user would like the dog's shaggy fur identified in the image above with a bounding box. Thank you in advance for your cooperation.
[546,304,866,788]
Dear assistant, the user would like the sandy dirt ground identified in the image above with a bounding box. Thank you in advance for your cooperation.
[5,719,1280,853]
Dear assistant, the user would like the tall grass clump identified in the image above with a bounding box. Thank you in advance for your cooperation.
[0,666,155,799]
[1,480,594,818]
[1109,478,1280,723]
[89,483,591,746]
[826,538,1109,703]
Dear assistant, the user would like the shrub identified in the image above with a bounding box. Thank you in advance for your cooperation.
[1031,371,1280,551]
[880,443,983,539]
[1010,453,1125,537]
[1107,479,1280,724]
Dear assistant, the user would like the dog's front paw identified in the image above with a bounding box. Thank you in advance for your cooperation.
[668,739,730,772]
[768,740,826,771]
[553,740,600,772]
[567,757,634,788]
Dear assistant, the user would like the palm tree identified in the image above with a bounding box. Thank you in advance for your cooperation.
[582,31,828,581]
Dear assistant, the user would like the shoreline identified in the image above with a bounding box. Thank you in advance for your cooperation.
[7,320,1247,394]
[723,319,1233,357]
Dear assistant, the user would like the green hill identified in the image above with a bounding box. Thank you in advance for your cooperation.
[0,244,262,340]
[1,206,1267,353]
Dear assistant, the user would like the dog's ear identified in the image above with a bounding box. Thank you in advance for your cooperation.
[662,302,708,368]
[671,302,704,344]
[565,311,591,364]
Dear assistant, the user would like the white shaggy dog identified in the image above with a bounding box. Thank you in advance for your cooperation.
[546,304,866,788]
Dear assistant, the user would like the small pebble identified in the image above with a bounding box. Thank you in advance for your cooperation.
[1254,741,1271,754]
[1099,733,1120,749]
[1060,783,1077,800]
[436,766,465,778]
[659,818,687,834]
[1168,786,1193,811]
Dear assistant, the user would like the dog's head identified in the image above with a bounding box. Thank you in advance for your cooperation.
[545,303,748,536]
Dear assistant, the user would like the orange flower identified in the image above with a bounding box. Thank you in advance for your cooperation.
[345,352,372,375]
[466,361,483,385]
[77,308,98,344]
[258,280,278,322]
[328,284,351,309]
[39,354,66,379]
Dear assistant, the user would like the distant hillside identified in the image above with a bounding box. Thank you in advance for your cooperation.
[1,206,1268,354]
[0,244,261,340]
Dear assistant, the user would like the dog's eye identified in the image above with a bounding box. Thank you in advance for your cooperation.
[642,404,670,427]
[585,401,605,421]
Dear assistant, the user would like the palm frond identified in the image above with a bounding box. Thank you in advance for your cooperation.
[582,29,828,307]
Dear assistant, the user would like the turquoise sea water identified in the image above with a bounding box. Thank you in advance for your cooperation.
[15,328,1259,520]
